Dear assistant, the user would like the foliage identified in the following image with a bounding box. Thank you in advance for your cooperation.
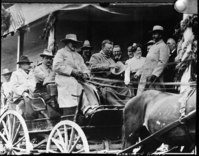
[1,5,11,36]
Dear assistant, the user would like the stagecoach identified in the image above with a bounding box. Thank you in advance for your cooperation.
[0,82,125,154]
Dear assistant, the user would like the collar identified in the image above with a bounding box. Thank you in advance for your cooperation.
[42,63,52,70]
[155,39,164,45]
[171,48,176,54]
[134,55,142,59]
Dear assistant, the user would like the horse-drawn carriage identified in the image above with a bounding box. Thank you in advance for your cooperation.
[0,82,125,154]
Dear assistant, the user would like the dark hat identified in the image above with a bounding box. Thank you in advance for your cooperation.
[80,40,93,50]
[40,49,54,57]
[149,25,164,34]
[1,68,12,75]
[17,55,33,64]
[145,40,155,46]
[60,34,82,43]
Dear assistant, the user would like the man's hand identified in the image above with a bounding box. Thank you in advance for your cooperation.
[147,75,157,82]
[71,70,83,79]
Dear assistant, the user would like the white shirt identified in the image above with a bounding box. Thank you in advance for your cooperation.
[124,56,145,85]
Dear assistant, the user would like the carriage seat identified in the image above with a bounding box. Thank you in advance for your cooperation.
[46,81,58,96]
[29,92,47,112]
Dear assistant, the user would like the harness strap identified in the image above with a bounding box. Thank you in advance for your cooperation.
[117,109,196,154]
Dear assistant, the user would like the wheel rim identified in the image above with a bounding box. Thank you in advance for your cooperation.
[0,110,31,155]
[46,120,89,153]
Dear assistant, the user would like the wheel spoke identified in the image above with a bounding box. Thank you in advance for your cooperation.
[68,127,75,150]
[69,136,81,153]
[48,149,58,153]
[12,147,27,152]
[13,136,25,147]
[74,148,84,153]
[12,123,21,144]
[11,115,16,141]
[64,125,68,152]
[7,115,12,141]
[51,138,64,152]
[56,128,65,150]
[0,132,8,144]
[2,120,9,141]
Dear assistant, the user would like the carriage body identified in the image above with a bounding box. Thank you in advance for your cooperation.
[0,82,124,154]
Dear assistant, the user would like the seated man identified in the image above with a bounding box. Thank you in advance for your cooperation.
[34,49,61,118]
[79,40,93,66]
[53,34,100,118]
[112,45,127,64]
[10,55,38,120]
[89,40,133,106]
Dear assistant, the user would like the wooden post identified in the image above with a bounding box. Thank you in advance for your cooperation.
[16,30,26,70]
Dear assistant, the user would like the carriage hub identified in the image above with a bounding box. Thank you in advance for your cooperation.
[5,142,13,152]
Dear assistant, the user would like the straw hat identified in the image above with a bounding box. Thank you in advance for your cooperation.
[149,25,164,34]
[40,49,54,57]
[80,40,93,50]
[60,34,82,43]
[110,61,127,75]
[1,68,12,75]
[17,55,33,64]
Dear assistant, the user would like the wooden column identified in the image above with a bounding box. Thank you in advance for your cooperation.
[16,30,26,69]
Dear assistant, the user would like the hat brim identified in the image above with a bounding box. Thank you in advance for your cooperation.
[110,65,127,75]
[2,72,12,75]
[149,29,164,34]
[40,54,54,57]
[60,39,82,43]
[17,61,33,64]
[81,46,93,50]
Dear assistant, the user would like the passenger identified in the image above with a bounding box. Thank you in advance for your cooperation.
[79,40,93,66]
[89,40,132,106]
[137,25,170,95]
[165,38,178,93]
[1,69,13,112]
[124,43,146,95]
[145,40,155,54]
[10,55,37,119]
[53,34,99,117]
[112,45,126,64]
[34,49,61,118]
[125,46,133,65]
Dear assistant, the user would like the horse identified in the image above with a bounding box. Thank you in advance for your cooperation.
[122,87,196,154]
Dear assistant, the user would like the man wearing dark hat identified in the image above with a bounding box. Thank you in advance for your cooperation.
[89,40,132,106]
[1,69,13,112]
[80,40,93,66]
[137,25,170,95]
[53,34,100,117]
[10,55,37,119]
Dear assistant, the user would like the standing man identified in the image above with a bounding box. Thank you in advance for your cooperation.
[137,25,170,95]
[80,40,93,66]
[1,69,13,113]
[10,55,37,119]
[53,34,99,117]
[165,38,178,92]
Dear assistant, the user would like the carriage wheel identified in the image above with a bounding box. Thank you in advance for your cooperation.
[46,120,89,153]
[0,110,31,155]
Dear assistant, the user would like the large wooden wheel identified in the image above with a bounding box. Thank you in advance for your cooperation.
[46,120,89,153]
[0,110,31,155]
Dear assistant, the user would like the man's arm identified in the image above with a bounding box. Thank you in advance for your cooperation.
[10,72,25,96]
[152,44,170,77]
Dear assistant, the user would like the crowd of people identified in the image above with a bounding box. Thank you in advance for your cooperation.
[1,22,197,119]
